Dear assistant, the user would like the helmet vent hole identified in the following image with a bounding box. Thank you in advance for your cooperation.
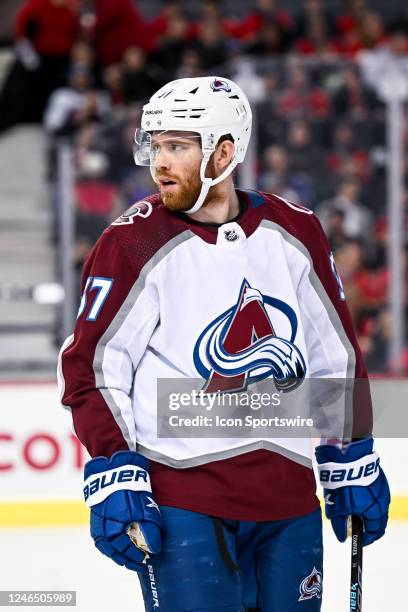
[229,95,239,99]
[189,87,199,94]
[174,99,187,102]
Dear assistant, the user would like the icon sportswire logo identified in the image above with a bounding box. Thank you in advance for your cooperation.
[193,279,306,393]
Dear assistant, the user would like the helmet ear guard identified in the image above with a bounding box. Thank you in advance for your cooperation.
[134,76,252,214]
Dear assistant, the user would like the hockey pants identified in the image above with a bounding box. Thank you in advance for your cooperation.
[137,505,323,611]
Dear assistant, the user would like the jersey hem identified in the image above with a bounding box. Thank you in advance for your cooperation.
[138,442,313,470]
[152,495,321,522]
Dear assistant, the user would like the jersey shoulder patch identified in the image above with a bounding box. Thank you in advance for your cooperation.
[112,199,154,226]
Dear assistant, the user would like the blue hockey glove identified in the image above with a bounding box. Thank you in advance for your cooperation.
[83,450,162,571]
[315,438,390,546]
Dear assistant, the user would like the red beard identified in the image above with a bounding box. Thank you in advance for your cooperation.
[157,172,202,212]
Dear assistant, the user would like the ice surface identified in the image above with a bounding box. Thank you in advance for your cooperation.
[0,521,405,611]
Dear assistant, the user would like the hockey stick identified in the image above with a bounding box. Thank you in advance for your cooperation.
[349,515,363,612]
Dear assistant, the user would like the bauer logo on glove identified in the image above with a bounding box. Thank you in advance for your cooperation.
[83,450,163,571]
[318,453,380,489]
[315,438,390,546]
[83,465,151,505]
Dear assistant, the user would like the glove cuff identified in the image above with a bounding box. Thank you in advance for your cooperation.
[315,436,374,463]
[84,450,149,478]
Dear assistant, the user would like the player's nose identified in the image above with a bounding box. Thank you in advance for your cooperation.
[153,147,171,171]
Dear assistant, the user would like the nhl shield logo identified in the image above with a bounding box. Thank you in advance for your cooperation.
[298,567,323,602]
[224,229,238,242]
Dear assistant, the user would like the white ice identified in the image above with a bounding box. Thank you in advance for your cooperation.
[0,521,405,611]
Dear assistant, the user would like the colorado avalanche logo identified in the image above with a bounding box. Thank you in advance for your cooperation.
[112,200,152,225]
[298,567,323,602]
[210,78,232,93]
[193,279,306,393]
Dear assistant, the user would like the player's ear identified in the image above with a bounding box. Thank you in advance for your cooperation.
[214,138,235,170]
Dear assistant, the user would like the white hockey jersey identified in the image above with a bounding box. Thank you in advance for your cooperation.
[59,189,371,520]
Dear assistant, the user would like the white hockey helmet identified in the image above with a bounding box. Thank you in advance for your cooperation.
[133,76,252,214]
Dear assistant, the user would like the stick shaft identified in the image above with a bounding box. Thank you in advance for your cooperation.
[349,515,363,612]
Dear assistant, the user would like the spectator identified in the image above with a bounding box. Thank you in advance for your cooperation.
[225,0,294,45]
[43,62,110,238]
[357,11,385,50]
[121,47,164,105]
[259,144,304,204]
[150,1,185,49]
[175,48,204,79]
[359,19,408,92]
[295,0,336,41]
[191,19,228,70]
[256,71,284,149]
[336,0,367,38]
[0,0,80,132]
[335,0,366,57]
[96,103,142,186]
[287,118,323,173]
[316,176,373,245]
[331,64,379,120]
[43,64,110,136]
[103,64,124,107]
[295,17,338,57]
[326,122,370,184]
[82,0,154,66]
[245,19,287,56]
[152,11,192,77]
[331,238,366,323]
[364,307,393,373]
[325,208,348,251]
[276,58,330,119]
[70,39,95,72]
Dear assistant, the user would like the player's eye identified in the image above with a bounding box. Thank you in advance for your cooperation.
[169,143,186,152]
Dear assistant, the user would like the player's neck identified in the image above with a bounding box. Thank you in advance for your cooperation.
[189,181,239,225]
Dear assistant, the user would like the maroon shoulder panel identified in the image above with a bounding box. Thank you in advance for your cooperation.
[60,194,188,458]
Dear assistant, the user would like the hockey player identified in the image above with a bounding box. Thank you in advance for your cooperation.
[59,76,390,611]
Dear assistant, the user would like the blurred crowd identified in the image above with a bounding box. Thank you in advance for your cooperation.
[0,0,407,373]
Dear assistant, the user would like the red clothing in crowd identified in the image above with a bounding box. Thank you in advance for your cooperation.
[15,0,80,56]
[277,88,331,119]
[327,150,370,181]
[294,38,340,56]
[224,9,294,41]
[92,0,153,65]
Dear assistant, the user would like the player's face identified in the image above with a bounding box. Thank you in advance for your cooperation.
[151,131,203,211]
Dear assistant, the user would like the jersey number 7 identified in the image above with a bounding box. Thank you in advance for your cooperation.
[77,276,114,321]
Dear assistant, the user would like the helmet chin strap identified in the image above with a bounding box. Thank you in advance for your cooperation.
[150,151,237,215]
[184,153,238,215]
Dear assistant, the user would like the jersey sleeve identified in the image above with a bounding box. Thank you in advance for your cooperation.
[297,213,372,442]
[58,228,159,458]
